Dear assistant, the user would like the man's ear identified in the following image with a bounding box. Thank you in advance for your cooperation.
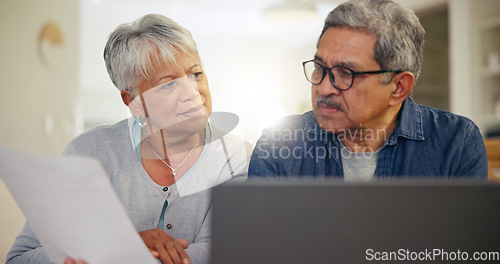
[121,90,134,106]
[389,71,415,106]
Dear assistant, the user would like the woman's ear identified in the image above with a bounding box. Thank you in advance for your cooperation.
[121,90,134,106]
[389,71,415,107]
[122,90,144,117]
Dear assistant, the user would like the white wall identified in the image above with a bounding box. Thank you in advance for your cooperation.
[449,0,474,118]
[0,0,79,261]
[449,0,500,135]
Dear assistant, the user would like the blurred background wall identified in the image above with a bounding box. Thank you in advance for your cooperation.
[0,0,79,260]
[1,0,500,261]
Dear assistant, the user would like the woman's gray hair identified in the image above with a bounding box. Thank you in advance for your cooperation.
[319,0,425,83]
[104,14,198,95]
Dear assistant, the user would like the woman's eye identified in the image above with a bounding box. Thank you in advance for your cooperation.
[193,72,203,80]
[157,81,176,92]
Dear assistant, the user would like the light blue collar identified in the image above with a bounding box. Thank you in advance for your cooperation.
[129,118,212,160]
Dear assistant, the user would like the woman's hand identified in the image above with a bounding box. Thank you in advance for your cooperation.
[61,232,189,264]
[139,228,190,264]
[64,258,88,264]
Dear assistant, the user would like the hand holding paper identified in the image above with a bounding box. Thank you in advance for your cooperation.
[0,146,158,264]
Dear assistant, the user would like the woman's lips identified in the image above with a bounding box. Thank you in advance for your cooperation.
[178,104,205,117]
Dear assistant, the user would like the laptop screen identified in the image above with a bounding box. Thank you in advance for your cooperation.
[211,179,500,263]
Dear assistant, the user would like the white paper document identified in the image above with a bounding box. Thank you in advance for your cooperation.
[0,146,157,264]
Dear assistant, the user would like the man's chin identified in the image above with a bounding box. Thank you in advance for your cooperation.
[314,111,341,132]
[316,118,346,134]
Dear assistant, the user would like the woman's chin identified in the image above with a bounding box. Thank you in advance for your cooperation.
[163,115,208,135]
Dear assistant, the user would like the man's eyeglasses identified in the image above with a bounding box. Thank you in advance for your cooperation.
[302,60,402,91]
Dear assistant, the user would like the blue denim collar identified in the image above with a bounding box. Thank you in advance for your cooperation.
[304,113,323,135]
[304,97,425,143]
[388,97,425,144]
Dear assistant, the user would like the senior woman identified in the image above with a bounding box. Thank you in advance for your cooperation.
[7,14,252,264]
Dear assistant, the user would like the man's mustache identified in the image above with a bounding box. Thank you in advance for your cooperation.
[314,96,345,112]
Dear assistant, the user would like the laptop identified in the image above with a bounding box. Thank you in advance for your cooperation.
[211,179,500,263]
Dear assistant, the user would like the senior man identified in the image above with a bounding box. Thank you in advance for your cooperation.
[249,0,487,179]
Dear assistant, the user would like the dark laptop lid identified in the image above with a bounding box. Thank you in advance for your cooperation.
[211,179,500,263]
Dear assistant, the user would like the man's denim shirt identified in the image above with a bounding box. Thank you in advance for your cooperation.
[248,97,488,178]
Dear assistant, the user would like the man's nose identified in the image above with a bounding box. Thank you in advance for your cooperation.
[316,73,341,97]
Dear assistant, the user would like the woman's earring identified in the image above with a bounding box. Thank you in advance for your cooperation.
[136,115,147,128]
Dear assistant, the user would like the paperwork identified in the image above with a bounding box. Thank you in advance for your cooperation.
[0,146,157,264]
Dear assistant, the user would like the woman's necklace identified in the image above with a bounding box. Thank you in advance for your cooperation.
[145,133,199,177]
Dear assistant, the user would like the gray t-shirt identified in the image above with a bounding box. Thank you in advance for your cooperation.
[340,141,379,181]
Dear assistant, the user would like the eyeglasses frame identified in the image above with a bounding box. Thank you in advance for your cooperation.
[302,60,403,91]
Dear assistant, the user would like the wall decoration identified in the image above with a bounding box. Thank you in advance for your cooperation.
[38,22,64,67]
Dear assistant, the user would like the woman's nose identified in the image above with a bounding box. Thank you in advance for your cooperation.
[179,75,200,102]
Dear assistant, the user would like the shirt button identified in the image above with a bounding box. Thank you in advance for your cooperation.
[166,224,172,229]
[163,187,168,192]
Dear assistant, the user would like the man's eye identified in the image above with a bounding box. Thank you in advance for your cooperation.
[337,68,352,78]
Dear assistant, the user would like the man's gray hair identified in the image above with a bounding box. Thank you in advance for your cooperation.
[104,14,198,95]
[319,0,425,83]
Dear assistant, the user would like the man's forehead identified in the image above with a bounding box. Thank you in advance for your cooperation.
[317,27,376,49]
[315,28,377,68]
[313,54,358,69]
